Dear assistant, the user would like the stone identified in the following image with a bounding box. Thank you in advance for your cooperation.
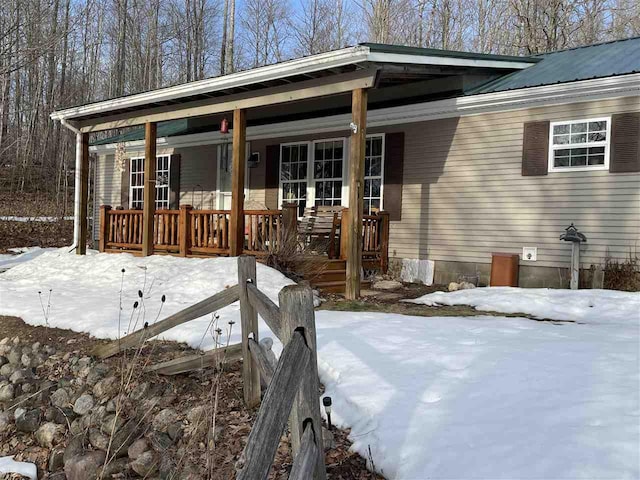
[459,281,476,290]
[0,363,16,377]
[127,438,149,460]
[21,353,33,368]
[100,414,124,435]
[186,405,206,425]
[9,368,33,384]
[63,435,86,465]
[0,356,7,368]
[88,427,110,450]
[45,406,76,425]
[15,408,41,432]
[69,418,84,436]
[99,457,129,478]
[86,363,110,386]
[322,426,336,450]
[130,382,149,400]
[0,382,14,402]
[64,451,106,480]
[0,410,12,433]
[152,408,178,433]
[131,451,159,477]
[20,382,35,394]
[78,357,92,369]
[73,394,94,416]
[148,431,173,451]
[31,342,41,353]
[448,282,460,292]
[372,279,403,290]
[93,376,120,400]
[109,419,139,457]
[36,422,66,448]
[167,422,183,441]
[7,349,21,365]
[48,447,65,472]
[50,388,70,408]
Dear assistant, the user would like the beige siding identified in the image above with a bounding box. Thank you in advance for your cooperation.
[92,154,121,240]
[176,144,217,208]
[391,96,640,268]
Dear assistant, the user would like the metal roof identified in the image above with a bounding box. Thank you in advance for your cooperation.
[468,36,640,95]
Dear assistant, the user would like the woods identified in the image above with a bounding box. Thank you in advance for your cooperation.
[0,0,638,211]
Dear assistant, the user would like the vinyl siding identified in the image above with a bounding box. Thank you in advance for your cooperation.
[392,96,640,268]
[92,154,121,240]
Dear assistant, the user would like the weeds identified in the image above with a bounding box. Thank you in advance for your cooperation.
[603,250,640,292]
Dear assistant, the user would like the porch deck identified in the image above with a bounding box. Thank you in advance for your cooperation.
[98,204,390,282]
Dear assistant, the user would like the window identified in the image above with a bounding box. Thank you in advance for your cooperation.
[313,139,344,207]
[280,143,308,217]
[364,135,384,214]
[549,118,610,172]
[130,155,171,210]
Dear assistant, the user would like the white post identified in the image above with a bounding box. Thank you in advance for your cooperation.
[570,242,580,290]
[72,131,83,251]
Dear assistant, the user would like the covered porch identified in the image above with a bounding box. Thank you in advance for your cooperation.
[51,44,533,298]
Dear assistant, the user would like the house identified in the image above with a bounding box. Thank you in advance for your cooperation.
[50,37,640,296]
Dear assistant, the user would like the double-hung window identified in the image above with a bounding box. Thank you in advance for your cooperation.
[313,139,344,207]
[280,143,309,217]
[548,118,610,172]
[130,155,171,209]
[364,135,384,214]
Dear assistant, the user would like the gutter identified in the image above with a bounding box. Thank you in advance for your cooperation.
[59,119,83,253]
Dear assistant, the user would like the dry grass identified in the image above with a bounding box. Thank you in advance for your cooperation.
[603,251,640,292]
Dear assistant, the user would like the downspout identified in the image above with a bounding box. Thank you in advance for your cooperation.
[59,118,82,253]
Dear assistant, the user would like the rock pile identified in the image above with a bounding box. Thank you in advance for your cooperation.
[0,336,213,479]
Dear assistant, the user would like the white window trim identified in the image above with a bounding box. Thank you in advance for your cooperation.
[129,154,172,210]
[310,137,347,207]
[548,116,611,173]
[278,141,311,212]
[364,133,385,213]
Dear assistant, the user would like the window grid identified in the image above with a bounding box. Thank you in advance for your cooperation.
[549,118,610,171]
[363,136,383,214]
[130,155,171,210]
[280,144,308,217]
[313,140,344,207]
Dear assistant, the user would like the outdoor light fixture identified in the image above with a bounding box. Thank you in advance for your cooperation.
[220,117,229,134]
[323,396,333,429]
[349,122,358,134]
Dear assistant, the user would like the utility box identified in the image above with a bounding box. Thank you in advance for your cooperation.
[490,253,520,287]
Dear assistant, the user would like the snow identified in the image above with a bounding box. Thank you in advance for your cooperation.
[0,215,72,222]
[1,251,639,479]
[0,456,37,480]
[0,247,57,271]
[406,286,640,324]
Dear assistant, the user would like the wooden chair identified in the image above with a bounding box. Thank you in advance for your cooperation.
[297,205,344,258]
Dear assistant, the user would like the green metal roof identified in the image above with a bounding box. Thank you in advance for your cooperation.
[468,36,640,95]
[362,42,539,64]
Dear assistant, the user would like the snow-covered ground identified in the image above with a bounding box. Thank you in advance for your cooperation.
[1,250,639,479]
[0,247,57,271]
[0,216,72,222]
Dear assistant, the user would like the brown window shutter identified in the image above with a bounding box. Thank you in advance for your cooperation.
[522,121,549,176]
[265,144,280,210]
[610,113,640,173]
[120,157,130,208]
[383,132,404,221]
[169,153,181,209]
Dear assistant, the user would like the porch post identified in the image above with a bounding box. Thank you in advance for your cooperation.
[75,131,90,255]
[230,108,247,256]
[345,88,368,299]
[142,122,157,256]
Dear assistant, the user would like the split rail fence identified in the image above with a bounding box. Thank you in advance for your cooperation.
[93,255,327,480]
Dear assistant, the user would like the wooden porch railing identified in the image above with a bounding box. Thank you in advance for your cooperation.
[99,204,390,273]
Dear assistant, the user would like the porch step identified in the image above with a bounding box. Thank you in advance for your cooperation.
[312,280,372,294]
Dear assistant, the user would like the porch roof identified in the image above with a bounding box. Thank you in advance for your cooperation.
[51,43,536,132]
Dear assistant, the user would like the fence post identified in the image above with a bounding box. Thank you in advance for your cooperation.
[98,205,111,253]
[238,255,261,408]
[179,205,192,257]
[378,211,390,273]
[279,285,327,480]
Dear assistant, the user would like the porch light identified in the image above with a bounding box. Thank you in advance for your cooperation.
[323,396,333,429]
[220,117,229,134]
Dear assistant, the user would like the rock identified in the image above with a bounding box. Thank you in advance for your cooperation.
[63,435,86,465]
[99,457,129,478]
[48,447,65,472]
[86,363,110,386]
[448,282,460,292]
[0,363,16,377]
[31,342,41,353]
[100,414,124,435]
[0,382,14,402]
[0,356,7,368]
[7,349,21,365]
[50,388,70,408]
[15,408,41,432]
[148,431,173,451]
[12,337,19,345]
[109,419,139,457]
[45,406,76,425]
[36,422,66,448]
[459,281,476,290]
[93,376,119,400]
[69,418,84,436]
[130,382,149,400]
[73,394,94,415]
[167,422,183,441]
[127,438,149,460]
[322,427,336,450]
[0,410,12,433]
[131,450,159,477]
[88,427,109,450]
[64,451,106,480]
[186,405,206,425]
[9,369,33,384]
[78,357,92,369]
[20,381,35,394]
[21,353,33,368]
[152,408,178,433]
[372,279,403,290]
